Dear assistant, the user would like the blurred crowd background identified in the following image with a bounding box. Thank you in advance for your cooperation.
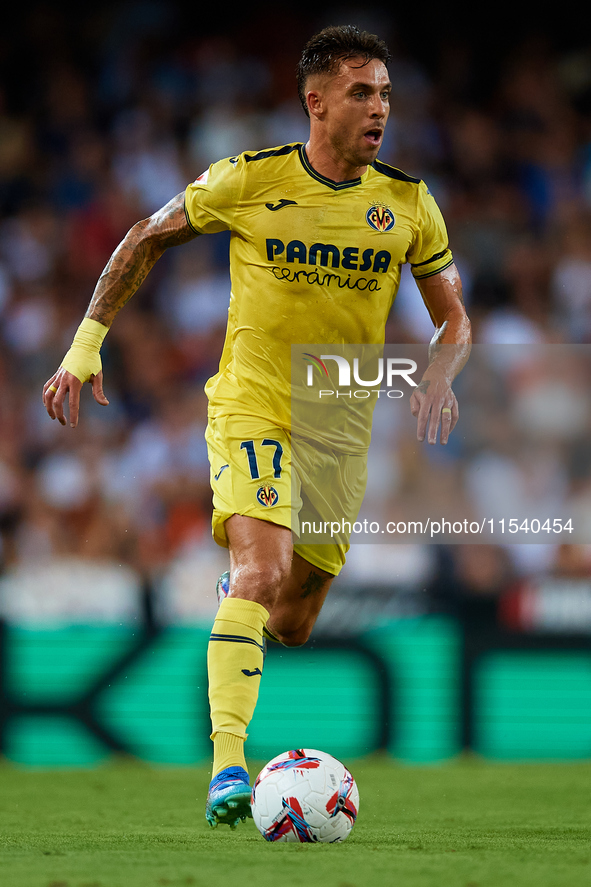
[1,0,591,630]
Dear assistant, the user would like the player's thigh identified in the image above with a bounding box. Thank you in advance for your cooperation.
[225,513,294,602]
[225,514,334,642]
[225,514,334,596]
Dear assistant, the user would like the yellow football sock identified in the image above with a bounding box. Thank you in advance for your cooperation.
[208,597,269,778]
[212,731,247,776]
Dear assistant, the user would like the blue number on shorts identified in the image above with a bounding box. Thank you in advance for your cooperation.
[262,439,283,478]
[240,439,284,480]
[240,440,259,479]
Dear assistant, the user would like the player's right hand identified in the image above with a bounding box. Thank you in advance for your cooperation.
[43,368,109,428]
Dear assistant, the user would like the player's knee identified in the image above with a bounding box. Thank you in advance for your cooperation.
[272,617,314,647]
[232,559,292,609]
[275,629,310,648]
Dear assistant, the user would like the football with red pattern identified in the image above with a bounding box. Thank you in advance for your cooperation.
[251,748,359,843]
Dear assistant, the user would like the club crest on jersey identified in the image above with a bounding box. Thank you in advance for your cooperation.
[257,485,279,507]
[366,204,395,232]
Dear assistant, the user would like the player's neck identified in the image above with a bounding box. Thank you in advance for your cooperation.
[304,140,367,183]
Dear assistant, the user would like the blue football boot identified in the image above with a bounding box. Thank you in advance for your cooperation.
[215,570,231,606]
[205,765,252,829]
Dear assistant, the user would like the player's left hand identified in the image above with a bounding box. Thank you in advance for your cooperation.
[410,373,458,445]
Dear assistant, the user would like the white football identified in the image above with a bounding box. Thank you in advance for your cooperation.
[251,748,359,843]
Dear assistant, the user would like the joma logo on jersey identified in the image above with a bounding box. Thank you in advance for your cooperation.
[366,204,395,232]
[256,485,279,507]
[266,239,391,273]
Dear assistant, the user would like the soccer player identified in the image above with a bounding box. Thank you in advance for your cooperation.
[43,25,471,828]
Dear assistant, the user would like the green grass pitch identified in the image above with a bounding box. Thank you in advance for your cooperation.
[1,757,589,887]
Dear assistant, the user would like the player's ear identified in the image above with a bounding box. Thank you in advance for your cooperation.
[307,88,324,120]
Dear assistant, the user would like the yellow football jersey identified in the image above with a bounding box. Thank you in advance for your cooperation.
[184,143,453,429]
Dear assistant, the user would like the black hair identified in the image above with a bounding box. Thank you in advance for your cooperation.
[296,24,391,117]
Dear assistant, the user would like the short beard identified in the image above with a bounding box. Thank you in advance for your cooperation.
[331,132,377,176]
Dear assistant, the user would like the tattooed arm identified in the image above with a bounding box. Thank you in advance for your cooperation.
[43,193,198,426]
[85,192,197,327]
[409,263,472,445]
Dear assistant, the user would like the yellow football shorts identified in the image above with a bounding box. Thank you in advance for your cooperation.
[205,413,362,576]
